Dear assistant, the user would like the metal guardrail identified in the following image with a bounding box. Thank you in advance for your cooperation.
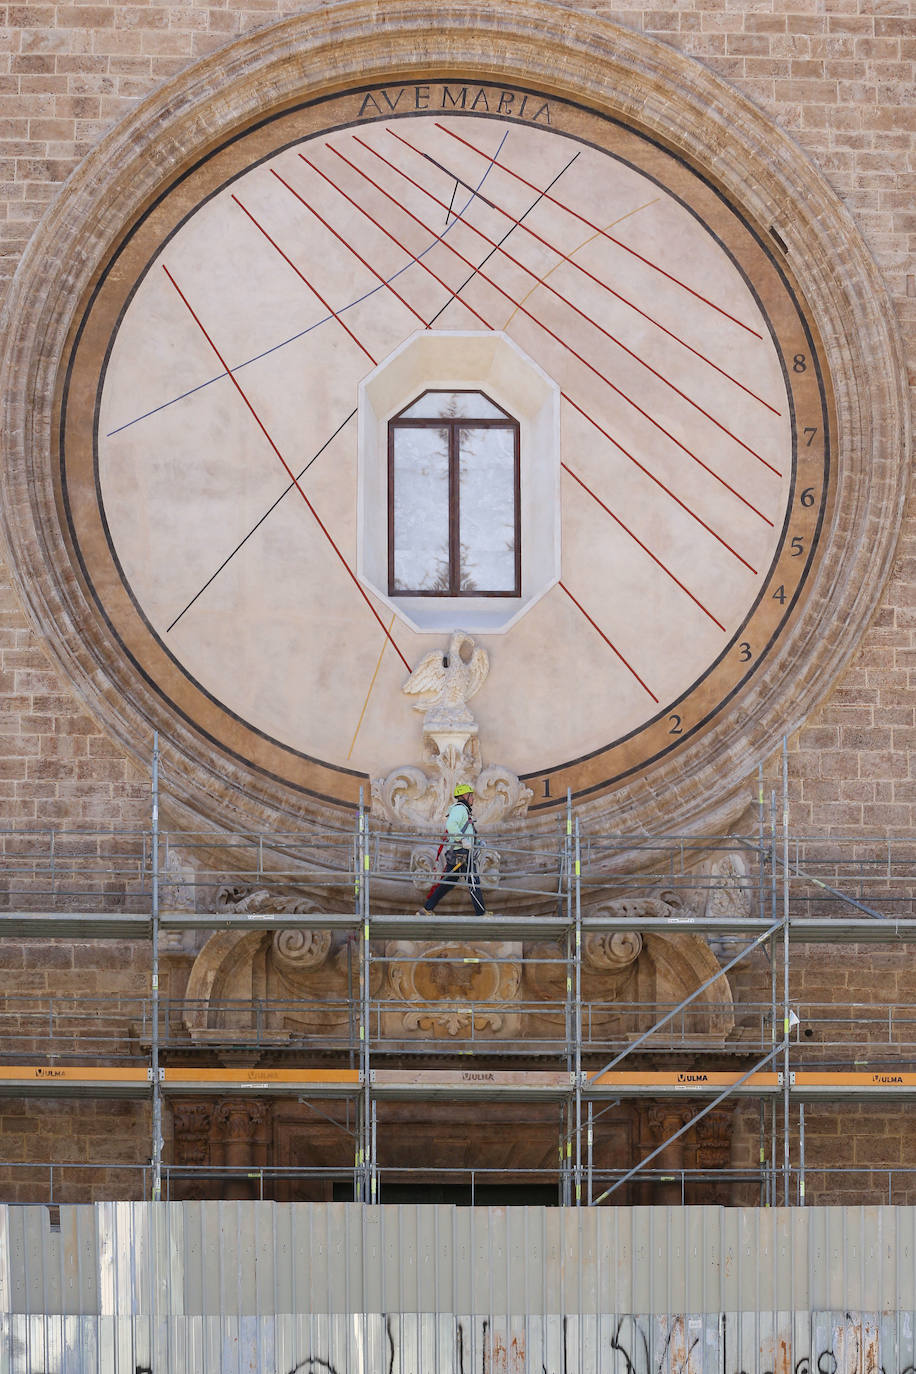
[2,1161,914,1207]
[3,995,916,1060]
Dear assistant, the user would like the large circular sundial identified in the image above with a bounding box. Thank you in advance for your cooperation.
[0,3,906,835]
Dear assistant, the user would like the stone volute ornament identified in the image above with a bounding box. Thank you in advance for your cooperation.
[371,631,533,830]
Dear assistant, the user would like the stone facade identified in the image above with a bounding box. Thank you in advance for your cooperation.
[0,0,913,1203]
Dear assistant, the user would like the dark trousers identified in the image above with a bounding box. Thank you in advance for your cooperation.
[424,848,485,916]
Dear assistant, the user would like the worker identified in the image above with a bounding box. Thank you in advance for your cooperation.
[421,782,488,916]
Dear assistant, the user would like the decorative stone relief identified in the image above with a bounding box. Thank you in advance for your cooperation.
[212,887,334,990]
[705,854,754,919]
[583,929,644,972]
[171,1103,213,1167]
[155,848,199,950]
[694,1104,735,1170]
[371,633,533,830]
[645,1102,695,1144]
[271,927,333,976]
[215,886,323,919]
[689,1103,738,1205]
[524,930,641,1004]
[213,1098,269,1139]
[159,847,196,911]
[701,852,754,959]
[210,1098,271,1197]
[385,940,521,1038]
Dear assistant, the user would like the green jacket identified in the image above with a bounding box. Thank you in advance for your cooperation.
[445,800,476,849]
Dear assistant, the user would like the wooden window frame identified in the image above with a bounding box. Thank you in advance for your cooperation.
[387,391,521,598]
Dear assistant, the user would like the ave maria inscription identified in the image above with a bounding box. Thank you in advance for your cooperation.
[357,84,551,121]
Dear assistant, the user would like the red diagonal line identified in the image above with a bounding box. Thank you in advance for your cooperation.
[562,392,757,574]
[292,156,493,331]
[561,462,727,631]
[161,264,412,674]
[270,169,429,331]
[390,128,779,416]
[355,133,780,475]
[326,143,773,526]
[436,122,764,340]
[285,153,755,569]
[231,193,376,366]
[559,582,659,703]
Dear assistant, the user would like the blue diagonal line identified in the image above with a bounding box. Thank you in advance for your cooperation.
[105,129,510,438]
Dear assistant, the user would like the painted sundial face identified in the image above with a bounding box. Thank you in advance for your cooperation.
[60,80,832,811]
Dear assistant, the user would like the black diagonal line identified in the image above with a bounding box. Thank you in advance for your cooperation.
[407,147,502,216]
[445,179,458,226]
[166,408,356,634]
[424,150,580,328]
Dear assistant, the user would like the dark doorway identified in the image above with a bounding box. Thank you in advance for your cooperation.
[332,1181,559,1206]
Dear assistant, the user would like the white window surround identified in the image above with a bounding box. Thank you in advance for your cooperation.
[357,331,561,635]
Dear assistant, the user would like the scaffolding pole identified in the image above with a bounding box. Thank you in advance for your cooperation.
[561,789,573,1206]
[782,738,791,1206]
[799,1102,806,1205]
[151,733,162,1202]
[769,787,778,1206]
[574,817,582,1207]
[356,792,370,1202]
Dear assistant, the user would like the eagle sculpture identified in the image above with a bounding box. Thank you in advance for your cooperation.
[401,631,489,731]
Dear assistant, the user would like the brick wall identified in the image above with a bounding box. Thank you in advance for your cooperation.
[0,562,149,828]
[0,1099,150,1202]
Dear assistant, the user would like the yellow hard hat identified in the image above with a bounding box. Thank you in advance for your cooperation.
[454,783,475,797]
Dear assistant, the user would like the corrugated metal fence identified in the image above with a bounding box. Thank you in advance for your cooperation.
[0,1203,914,1373]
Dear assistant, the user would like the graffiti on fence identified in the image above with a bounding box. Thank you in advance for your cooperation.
[4,1310,915,1374]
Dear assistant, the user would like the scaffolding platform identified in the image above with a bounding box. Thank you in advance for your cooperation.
[2,743,916,1204]
[4,912,916,941]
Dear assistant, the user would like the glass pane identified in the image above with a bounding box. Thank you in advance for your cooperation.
[458,426,517,593]
[398,390,509,421]
[391,426,450,591]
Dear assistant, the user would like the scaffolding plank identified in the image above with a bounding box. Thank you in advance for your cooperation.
[162,1067,361,1096]
[370,1068,575,1099]
[788,917,916,942]
[366,913,575,940]
[0,914,152,938]
[1,1064,915,1103]
[158,912,361,933]
[587,1070,782,1097]
[793,1070,916,1099]
[0,1066,150,1097]
[3,912,916,941]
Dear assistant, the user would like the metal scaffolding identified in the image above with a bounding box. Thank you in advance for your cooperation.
[1,739,916,1204]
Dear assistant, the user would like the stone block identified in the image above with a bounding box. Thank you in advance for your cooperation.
[22,944,73,969]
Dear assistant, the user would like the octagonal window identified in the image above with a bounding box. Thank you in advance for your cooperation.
[358,330,560,635]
